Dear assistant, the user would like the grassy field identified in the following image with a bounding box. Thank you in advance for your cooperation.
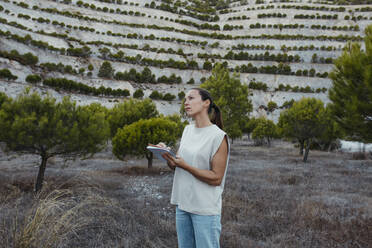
[0,140,371,248]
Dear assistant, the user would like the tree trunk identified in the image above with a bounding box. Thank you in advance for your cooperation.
[35,155,48,192]
[303,140,310,162]
[327,143,332,152]
[147,152,153,169]
[299,140,304,155]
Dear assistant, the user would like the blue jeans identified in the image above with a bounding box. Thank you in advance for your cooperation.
[176,207,221,248]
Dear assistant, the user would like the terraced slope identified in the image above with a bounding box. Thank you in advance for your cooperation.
[0,0,371,120]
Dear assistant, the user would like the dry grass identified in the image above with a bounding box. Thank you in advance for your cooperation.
[108,165,170,176]
[0,175,127,248]
[0,140,371,247]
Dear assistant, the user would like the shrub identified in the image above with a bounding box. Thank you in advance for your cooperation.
[112,117,178,168]
[149,90,162,100]
[203,61,213,71]
[187,78,195,84]
[178,91,185,100]
[98,61,114,79]
[26,74,42,84]
[162,93,176,101]
[267,101,278,112]
[0,68,17,80]
[133,89,144,98]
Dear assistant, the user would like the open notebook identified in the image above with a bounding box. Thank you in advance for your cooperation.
[146,145,176,162]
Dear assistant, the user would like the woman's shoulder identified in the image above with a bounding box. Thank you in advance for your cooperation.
[211,124,226,136]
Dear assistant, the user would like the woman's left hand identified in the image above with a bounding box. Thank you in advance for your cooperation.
[162,153,187,169]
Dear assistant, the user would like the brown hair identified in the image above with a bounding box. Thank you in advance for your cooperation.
[191,88,224,130]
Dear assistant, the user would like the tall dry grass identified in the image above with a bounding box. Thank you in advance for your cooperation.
[0,175,127,248]
[0,171,177,248]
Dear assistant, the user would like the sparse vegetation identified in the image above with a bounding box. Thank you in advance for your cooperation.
[0,68,17,80]
[0,139,371,247]
[0,49,38,66]
[25,74,42,84]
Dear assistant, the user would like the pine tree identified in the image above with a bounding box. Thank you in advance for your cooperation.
[108,98,159,137]
[251,117,278,146]
[328,25,372,143]
[98,61,114,79]
[112,117,179,168]
[278,97,326,162]
[0,90,110,192]
[201,63,252,141]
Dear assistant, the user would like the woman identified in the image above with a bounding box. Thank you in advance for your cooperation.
[161,88,230,248]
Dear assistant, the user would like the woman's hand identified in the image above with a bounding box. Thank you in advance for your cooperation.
[154,142,171,150]
[154,142,177,170]
[162,153,186,169]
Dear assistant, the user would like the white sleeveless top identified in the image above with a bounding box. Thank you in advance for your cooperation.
[170,124,230,215]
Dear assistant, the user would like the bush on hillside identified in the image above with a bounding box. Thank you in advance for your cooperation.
[0,68,17,80]
[133,89,144,99]
[98,61,114,79]
[26,74,42,84]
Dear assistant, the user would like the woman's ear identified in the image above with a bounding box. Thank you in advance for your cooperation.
[203,99,211,109]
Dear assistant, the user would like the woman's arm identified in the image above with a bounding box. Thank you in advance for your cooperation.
[162,136,228,186]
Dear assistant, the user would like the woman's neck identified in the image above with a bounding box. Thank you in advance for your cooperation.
[193,113,212,128]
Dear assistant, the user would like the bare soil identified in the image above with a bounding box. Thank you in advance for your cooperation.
[0,140,371,248]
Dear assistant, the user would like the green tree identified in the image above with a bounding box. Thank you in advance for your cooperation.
[26,74,42,84]
[178,91,185,100]
[98,61,114,79]
[0,69,18,80]
[0,90,109,192]
[314,105,344,151]
[242,117,259,139]
[252,117,278,146]
[162,113,188,138]
[267,101,278,112]
[22,52,39,65]
[108,98,159,137]
[0,92,9,108]
[203,61,213,71]
[149,90,163,100]
[201,63,252,141]
[112,117,178,168]
[133,89,144,98]
[328,25,372,143]
[278,97,326,162]
[140,67,155,83]
[162,93,175,101]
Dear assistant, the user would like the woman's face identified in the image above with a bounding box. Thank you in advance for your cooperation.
[184,89,210,117]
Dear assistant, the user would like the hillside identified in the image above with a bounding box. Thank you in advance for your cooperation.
[0,0,372,120]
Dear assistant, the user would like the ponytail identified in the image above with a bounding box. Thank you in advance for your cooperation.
[211,103,224,130]
[192,88,224,130]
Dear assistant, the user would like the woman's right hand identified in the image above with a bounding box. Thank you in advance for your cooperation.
[156,142,176,170]
[156,142,167,148]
